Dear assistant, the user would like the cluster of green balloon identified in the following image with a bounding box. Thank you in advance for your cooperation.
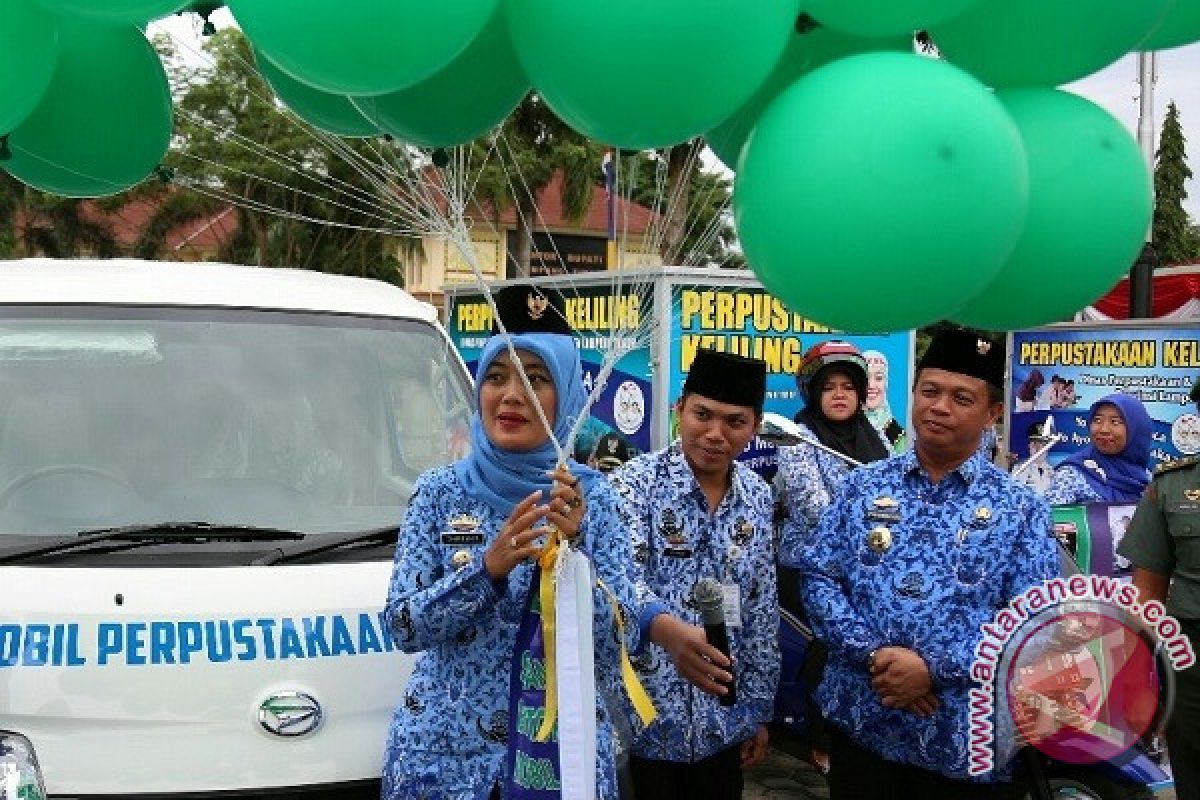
[1142,0,1200,50]
[734,53,1029,333]
[1,0,59,136]
[243,1,527,149]
[227,0,498,97]
[929,0,1173,87]
[801,0,983,37]
[706,18,910,169]
[254,53,379,139]
[351,8,528,149]
[4,14,172,197]
[506,0,799,150]
[951,91,1152,331]
[33,0,186,24]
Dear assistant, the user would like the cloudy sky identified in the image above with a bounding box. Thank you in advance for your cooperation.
[155,12,1200,221]
[1069,47,1200,220]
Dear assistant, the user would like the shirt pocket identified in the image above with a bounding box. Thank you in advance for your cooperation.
[1166,503,1200,569]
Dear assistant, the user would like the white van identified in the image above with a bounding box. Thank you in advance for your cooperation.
[0,259,474,799]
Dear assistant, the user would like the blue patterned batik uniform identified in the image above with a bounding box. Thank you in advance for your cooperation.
[798,448,1059,781]
[609,443,780,763]
[776,421,889,567]
[381,466,641,800]
[1043,465,1103,506]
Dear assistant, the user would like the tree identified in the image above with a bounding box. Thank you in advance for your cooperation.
[620,144,742,268]
[158,29,406,284]
[0,173,120,259]
[465,95,605,277]
[1153,101,1200,265]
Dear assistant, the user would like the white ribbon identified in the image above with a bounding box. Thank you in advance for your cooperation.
[554,546,597,800]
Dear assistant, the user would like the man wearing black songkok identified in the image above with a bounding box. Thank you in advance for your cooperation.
[609,348,780,800]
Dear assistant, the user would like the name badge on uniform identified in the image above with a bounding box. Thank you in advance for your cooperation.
[867,496,902,524]
[441,514,485,545]
[722,583,742,628]
[441,532,486,545]
[662,547,694,559]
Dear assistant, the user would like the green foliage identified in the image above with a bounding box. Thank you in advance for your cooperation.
[617,144,741,268]
[0,171,120,258]
[1153,101,1200,265]
[463,94,603,276]
[163,28,405,284]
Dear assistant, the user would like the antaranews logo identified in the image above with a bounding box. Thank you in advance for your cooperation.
[967,574,1194,777]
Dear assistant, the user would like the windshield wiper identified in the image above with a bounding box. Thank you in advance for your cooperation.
[250,525,399,566]
[0,522,306,565]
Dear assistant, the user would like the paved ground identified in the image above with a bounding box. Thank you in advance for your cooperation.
[744,747,828,800]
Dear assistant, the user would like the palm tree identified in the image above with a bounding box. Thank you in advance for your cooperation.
[468,94,605,277]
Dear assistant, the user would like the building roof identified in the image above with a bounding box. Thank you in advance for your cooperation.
[0,258,438,321]
[419,168,657,236]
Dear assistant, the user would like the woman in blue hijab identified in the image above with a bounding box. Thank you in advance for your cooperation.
[1044,393,1154,505]
[381,286,643,800]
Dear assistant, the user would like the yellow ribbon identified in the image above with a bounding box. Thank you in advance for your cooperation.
[534,529,562,742]
[598,579,658,729]
[532,528,657,743]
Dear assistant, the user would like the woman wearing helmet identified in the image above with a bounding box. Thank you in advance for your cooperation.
[775,340,891,775]
[777,341,891,567]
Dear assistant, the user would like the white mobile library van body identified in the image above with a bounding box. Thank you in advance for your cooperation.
[0,260,473,798]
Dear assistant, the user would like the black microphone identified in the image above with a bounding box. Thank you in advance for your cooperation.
[692,578,736,706]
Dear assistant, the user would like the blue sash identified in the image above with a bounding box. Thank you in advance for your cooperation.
[503,568,562,799]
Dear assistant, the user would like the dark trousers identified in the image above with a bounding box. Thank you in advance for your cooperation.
[1168,620,1200,800]
[630,746,743,800]
[827,727,1024,800]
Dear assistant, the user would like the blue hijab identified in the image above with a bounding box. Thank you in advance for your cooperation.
[1059,393,1153,502]
[454,332,601,516]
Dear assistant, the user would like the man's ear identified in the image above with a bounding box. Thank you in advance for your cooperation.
[986,402,1004,427]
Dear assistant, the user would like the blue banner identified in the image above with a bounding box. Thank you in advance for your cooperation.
[667,286,915,473]
[447,284,655,466]
[1009,327,1200,467]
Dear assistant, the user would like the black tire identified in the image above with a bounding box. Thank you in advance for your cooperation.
[1029,767,1155,800]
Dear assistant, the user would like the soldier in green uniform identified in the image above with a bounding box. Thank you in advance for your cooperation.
[1118,376,1200,800]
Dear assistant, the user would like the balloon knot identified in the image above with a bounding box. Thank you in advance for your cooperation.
[0,135,10,162]
[795,13,820,34]
[432,148,450,168]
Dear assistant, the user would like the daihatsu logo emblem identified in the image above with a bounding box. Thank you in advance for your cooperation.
[258,691,322,737]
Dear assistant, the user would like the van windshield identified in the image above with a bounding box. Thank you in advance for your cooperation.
[0,306,473,546]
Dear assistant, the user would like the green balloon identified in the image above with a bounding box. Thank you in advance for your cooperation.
[1140,0,1200,50]
[351,9,526,148]
[734,53,1028,333]
[1,0,59,135]
[805,0,983,37]
[6,18,171,197]
[227,0,498,97]
[931,0,1171,87]
[255,49,377,138]
[706,24,909,168]
[952,90,1151,331]
[33,0,185,23]
[508,0,799,150]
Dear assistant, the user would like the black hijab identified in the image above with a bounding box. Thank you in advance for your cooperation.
[795,364,889,465]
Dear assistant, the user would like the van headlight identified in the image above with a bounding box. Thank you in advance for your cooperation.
[0,732,46,800]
